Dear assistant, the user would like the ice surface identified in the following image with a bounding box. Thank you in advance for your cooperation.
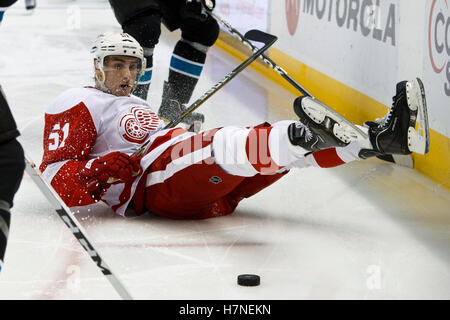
[0,0,449,300]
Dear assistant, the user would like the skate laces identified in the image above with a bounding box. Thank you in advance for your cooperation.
[378,96,396,128]
[376,110,391,126]
[295,122,313,142]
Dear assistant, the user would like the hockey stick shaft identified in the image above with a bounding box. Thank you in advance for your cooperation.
[24,154,133,300]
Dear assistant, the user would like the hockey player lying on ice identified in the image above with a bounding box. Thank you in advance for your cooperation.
[39,32,429,219]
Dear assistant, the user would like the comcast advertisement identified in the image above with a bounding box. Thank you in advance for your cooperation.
[425,0,450,136]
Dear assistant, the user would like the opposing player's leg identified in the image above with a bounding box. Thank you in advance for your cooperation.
[0,86,25,272]
[0,139,27,270]
[122,10,162,101]
[158,14,219,125]
[108,0,162,100]
[0,200,10,272]
[0,138,24,206]
[0,1,21,272]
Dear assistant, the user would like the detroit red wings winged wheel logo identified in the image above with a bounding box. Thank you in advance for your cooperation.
[119,106,160,144]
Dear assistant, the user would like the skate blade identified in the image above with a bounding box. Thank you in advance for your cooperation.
[301,97,369,143]
[392,154,414,168]
[406,78,430,155]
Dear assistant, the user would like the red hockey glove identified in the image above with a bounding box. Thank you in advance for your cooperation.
[79,152,141,192]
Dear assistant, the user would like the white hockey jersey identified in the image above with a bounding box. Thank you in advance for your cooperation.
[40,87,194,215]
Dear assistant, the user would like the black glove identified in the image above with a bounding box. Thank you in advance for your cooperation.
[180,0,215,21]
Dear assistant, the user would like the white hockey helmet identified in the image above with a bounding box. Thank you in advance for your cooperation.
[91,32,146,86]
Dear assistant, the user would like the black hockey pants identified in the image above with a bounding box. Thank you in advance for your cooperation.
[0,87,25,207]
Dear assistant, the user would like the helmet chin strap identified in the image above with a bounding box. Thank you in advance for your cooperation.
[95,75,110,93]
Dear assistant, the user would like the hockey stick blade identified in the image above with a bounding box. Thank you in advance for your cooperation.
[25,154,133,299]
[244,30,277,47]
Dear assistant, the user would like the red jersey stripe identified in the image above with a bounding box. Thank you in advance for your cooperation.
[312,148,346,168]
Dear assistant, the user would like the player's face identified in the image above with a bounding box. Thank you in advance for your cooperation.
[102,56,140,96]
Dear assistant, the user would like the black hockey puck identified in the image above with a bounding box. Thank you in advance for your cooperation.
[237,274,260,286]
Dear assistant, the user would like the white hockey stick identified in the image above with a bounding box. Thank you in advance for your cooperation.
[24,154,133,300]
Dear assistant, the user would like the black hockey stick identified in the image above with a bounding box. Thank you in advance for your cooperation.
[210,11,368,140]
[210,11,312,98]
[133,29,277,158]
[24,154,133,300]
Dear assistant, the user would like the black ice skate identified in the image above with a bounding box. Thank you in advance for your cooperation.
[359,78,430,159]
[288,96,364,152]
[158,81,204,126]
